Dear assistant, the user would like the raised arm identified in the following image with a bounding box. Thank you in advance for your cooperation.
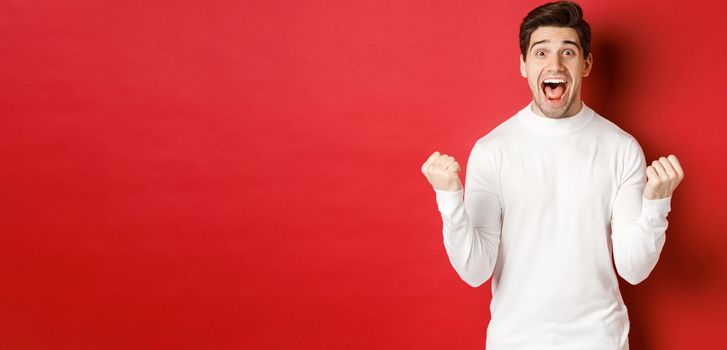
[421,143,502,287]
[611,139,684,285]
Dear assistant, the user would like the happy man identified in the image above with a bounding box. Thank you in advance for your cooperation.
[420,1,684,349]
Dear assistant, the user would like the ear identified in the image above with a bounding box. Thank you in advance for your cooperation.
[583,52,593,77]
[520,54,527,78]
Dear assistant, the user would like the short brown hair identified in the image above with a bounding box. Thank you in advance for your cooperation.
[519,1,591,61]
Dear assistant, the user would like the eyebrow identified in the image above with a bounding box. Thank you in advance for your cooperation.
[530,39,581,51]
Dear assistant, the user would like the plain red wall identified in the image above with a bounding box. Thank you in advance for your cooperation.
[2,0,726,349]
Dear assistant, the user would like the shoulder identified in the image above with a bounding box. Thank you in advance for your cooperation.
[472,108,523,150]
[588,108,640,148]
[587,109,646,166]
[464,109,525,171]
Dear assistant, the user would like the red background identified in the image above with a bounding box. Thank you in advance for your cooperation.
[2,0,726,349]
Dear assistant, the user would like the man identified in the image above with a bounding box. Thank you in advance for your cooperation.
[420,1,684,349]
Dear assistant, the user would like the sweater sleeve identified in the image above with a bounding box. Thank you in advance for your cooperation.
[611,138,672,285]
[433,142,502,288]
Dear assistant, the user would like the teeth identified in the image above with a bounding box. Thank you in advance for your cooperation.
[543,78,566,84]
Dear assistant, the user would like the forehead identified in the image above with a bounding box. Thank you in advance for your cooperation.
[529,26,580,47]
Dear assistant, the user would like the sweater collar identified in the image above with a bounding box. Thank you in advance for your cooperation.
[516,101,594,136]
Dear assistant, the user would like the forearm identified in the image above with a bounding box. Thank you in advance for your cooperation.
[436,189,500,288]
[612,195,671,285]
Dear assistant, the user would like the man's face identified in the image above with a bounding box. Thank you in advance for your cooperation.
[520,26,593,119]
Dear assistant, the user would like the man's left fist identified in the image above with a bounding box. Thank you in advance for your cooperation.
[644,154,685,200]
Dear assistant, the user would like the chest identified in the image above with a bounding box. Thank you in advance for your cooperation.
[498,140,618,214]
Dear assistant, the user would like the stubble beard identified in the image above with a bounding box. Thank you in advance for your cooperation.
[533,89,578,119]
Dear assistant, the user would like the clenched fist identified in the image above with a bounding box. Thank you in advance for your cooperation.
[421,151,462,192]
[644,154,685,200]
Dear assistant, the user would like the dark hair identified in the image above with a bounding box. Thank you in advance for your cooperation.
[519,1,591,61]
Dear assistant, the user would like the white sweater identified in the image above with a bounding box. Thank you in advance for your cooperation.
[434,102,671,350]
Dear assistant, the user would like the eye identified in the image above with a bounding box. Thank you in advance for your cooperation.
[535,50,546,57]
[563,49,575,56]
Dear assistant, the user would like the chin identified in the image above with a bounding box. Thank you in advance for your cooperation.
[533,97,568,119]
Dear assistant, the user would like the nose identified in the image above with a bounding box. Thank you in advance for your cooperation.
[545,54,565,72]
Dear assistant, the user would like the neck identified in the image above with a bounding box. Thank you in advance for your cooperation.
[517,101,594,136]
[531,98,583,119]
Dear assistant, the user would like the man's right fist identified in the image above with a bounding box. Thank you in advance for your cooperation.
[421,151,462,192]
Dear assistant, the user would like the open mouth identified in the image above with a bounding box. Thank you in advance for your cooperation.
[541,78,568,105]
